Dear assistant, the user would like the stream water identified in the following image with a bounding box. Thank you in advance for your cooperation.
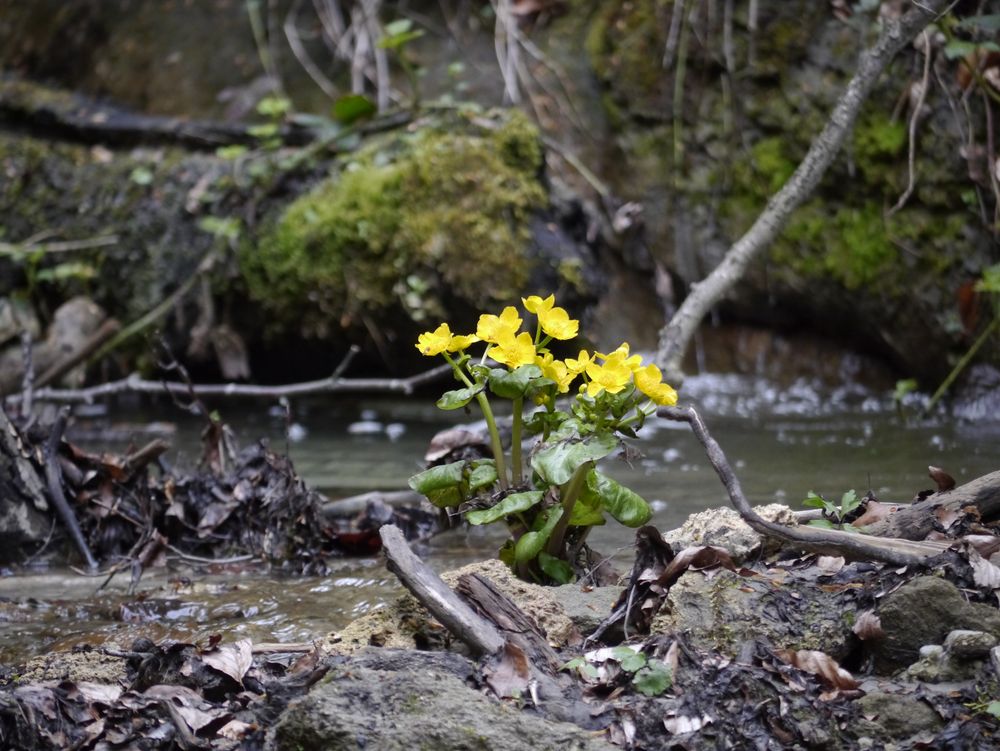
[2,371,998,666]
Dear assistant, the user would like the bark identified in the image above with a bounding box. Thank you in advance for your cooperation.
[655,0,950,384]
[864,470,1000,540]
[0,406,51,557]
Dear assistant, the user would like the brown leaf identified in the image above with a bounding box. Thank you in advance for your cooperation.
[851,501,899,528]
[852,610,884,641]
[815,556,845,576]
[424,427,489,463]
[201,639,253,686]
[775,649,859,690]
[963,535,1000,560]
[144,684,227,733]
[483,642,530,698]
[928,466,956,492]
[655,546,736,590]
[968,548,1000,590]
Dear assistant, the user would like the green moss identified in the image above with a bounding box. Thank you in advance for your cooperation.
[240,110,547,337]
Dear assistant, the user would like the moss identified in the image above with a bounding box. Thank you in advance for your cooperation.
[240,110,547,337]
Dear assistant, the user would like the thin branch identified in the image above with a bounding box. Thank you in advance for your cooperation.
[44,407,99,570]
[658,405,951,567]
[34,319,121,391]
[654,0,949,384]
[888,30,932,215]
[0,234,118,257]
[4,362,452,406]
[20,331,34,416]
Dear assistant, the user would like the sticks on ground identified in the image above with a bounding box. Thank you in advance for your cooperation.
[658,405,951,567]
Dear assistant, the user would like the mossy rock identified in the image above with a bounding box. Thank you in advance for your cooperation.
[240,110,549,341]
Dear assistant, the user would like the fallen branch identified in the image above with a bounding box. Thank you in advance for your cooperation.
[34,318,121,391]
[658,405,951,566]
[43,408,98,570]
[4,362,451,406]
[379,523,504,657]
[654,0,949,384]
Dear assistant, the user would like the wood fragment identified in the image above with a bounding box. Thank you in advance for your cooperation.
[43,408,98,570]
[379,524,505,657]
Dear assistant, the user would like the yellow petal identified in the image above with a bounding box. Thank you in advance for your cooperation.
[538,307,579,341]
[522,294,555,314]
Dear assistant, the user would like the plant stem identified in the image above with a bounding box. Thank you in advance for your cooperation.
[545,460,592,557]
[923,316,1000,416]
[444,353,508,489]
[511,396,523,485]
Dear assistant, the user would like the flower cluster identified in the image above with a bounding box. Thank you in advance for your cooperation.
[416,294,677,406]
[411,293,679,585]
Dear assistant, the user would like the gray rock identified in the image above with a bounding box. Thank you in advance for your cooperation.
[854,692,943,742]
[874,576,1000,671]
[548,585,623,637]
[944,629,997,660]
[650,568,854,659]
[272,648,613,751]
[661,504,797,562]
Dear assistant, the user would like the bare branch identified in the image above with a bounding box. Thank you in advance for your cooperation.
[658,405,951,567]
[655,0,949,384]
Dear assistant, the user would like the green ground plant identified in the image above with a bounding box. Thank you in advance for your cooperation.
[409,294,678,584]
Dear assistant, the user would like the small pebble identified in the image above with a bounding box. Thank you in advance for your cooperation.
[385,423,406,441]
[944,629,997,660]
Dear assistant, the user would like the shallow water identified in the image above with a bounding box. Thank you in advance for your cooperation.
[2,372,997,665]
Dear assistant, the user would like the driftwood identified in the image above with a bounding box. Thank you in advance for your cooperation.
[379,524,505,656]
[658,406,953,567]
[863,470,1000,541]
[322,489,424,519]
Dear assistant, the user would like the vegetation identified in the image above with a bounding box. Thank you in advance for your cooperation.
[409,294,677,584]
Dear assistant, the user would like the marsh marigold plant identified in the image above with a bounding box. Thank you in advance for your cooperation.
[409,294,677,584]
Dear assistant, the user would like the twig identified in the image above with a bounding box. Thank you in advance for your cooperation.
[20,331,34,417]
[923,316,1000,416]
[658,405,951,566]
[5,362,451,406]
[166,544,257,564]
[44,407,98,570]
[888,30,932,216]
[0,234,118,257]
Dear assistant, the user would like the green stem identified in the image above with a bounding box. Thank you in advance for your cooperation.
[511,396,523,485]
[444,353,508,489]
[923,317,1000,416]
[545,460,592,557]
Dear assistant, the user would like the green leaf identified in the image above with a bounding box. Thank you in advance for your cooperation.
[488,365,543,399]
[633,661,672,696]
[807,519,837,530]
[129,166,153,186]
[498,539,516,568]
[802,492,827,509]
[956,14,1000,32]
[379,20,425,49]
[567,496,605,527]
[560,657,584,671]
[198,216,242,241]
[618,651,647,673]
[514,507,562,563]
[248,123,280,138]
[383,18,414,36]
[532,433,618,486]
[986,700,1000,718]
[466,490,542,525]
[467,461,498,493]
[840,489,859,516]
[408,461,466,508]
[583,470,651,527]
[216,145,248,160]
[332,94,377,124]
[35,262,96,283]
[538,551,575,584]
[436,385,483,410]
[256,96,291,118]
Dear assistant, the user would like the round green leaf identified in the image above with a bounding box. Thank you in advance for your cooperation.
[531,433,618,486]
[633,661,672,696]
[488,365,543,399]
[436,385,483,410]
[514,507,562,563]
[466,490,542,526]
[583,470,651,527]
[537,552,575,584]
[467,461,498,493]
[408,461,466,508]
[332,93,377,124]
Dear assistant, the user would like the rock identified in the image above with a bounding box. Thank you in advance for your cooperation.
[854,692,943,742]
[272,648,613,751]
[649,568,855,659]
[661,504,798,561]
[873,576,1000,671]
[326,559,603,655]
[944,629,997,660]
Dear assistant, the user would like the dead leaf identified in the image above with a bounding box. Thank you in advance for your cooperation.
[928,466,956,492]
[664,714,713,734]
[815,556,845,575]
[852,610,884,641]
[656,546,737,590]
[851,501,899,528]
[964,534,1000,560]
[484,642,530,698]
[774,649,859,690]
[201,639,253,686]
[968,548,1000,590]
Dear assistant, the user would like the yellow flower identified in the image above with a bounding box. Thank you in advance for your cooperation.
[536,352,576,393]
[538,306,579,341]
[633,363,678,406]
[476,306,522,344]
[416,323,457,356]
[565,350,593,374]
[585,358,633,398]
[415,324,478,356]
[522,294,555,314]
[487,331,537,368]
[598,343,643,371]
